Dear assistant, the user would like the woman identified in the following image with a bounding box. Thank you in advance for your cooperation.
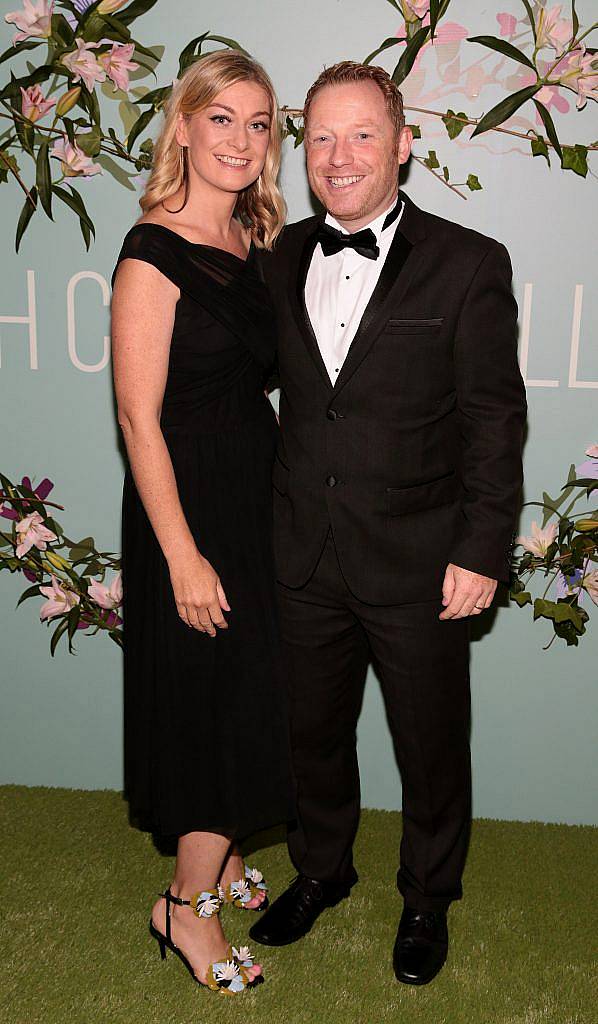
[111,50,293,995]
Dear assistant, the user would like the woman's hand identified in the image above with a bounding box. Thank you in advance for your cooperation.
[169,550,231,637]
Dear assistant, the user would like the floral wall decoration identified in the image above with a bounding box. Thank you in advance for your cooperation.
[0,0,596,243]
[0,0,596,655]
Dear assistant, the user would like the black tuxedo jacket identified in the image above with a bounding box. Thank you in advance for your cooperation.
[262,191,527,605]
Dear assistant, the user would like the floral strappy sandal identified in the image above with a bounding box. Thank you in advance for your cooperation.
[149,887,263,994]
[221,865,269,912]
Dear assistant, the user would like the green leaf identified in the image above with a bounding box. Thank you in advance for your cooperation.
[119,0,160,26]
[533,100,562,160]
[109,630,124,648]
[466,173,482,191]
[533,597,558,621]
[0,40,41,67]
[442,108,468,140]
[407,123,422,139]
[561,144,588,177]
[96,153,136,190]
[392,26,429,87]
[138,84,171,108]
[178,32,210,76]
[67,604,81,645]
[442,165,449,181]
[205,35,250,56]
[75,125,101,157]
[364,36,405,65]
[15,112,35,156]
[520,0,537,43]
[511,590,532,607]
[15,185,37,252]
[16,583,41,607]
[50,615,70,657]
[471,83,540,137]
[571,0,579,38]
[127,106,156,151]
[51,12,75,46]
[424,149,440,169]
[53,183,95,244]
[35,141,52,219]
[0,149,20,185]
[293,126,304,149]
[467,35,536,70]
[530,134,550,164]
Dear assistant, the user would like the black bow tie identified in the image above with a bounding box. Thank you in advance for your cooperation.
[316,224,380,260]
[315,196,403,261]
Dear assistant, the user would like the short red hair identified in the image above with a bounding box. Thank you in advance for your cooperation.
[303,61,405,136]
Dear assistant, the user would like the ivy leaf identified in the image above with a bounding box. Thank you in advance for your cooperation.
[442,108,468,140]
[533,100,562,160]
[424,149,440,169]
[561,144,588,177]
[363,36,405,66]
[530,135,550,164]
[442,165,449,181]
[407,123,422,139]
[467,35,536,70]
[15,185,38,252]
[75,125,101,157]
[392,26,429,87]
[471,83,540,137]
[511,590,532,607]
[0,149,20,184]
[466,173,482,191]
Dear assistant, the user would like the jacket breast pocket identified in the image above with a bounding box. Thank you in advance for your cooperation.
[387,469,457,517]
[272,456,289,497]
[385,317,444,334]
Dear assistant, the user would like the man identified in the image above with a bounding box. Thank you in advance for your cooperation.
[251,62,527,985]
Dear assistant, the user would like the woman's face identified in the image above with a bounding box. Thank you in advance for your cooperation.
[176,80,272,195]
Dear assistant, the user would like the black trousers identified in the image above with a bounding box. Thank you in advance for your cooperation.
[277,531,472,913]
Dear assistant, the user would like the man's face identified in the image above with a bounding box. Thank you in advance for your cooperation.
[305,81,412,230]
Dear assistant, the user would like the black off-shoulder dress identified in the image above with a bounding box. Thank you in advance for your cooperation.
[113,223,293,839]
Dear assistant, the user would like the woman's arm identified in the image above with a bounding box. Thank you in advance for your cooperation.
[111,258,229,636]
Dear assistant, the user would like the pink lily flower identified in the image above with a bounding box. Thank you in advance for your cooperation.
[533,83,570,118]
[553,46,598,109]
[62,39,106,92]
[20,84,56,123]
[402,0,429,20]
[39,574,79,621]
[497,12,517,38]
[51,136,102,177]
[88,572,123,610]
[585,443,598,458]
[98,42,139,93]
[5,0,53,44]
[15,511,57,558]
[535,5,572,56]
[516,520,558,557]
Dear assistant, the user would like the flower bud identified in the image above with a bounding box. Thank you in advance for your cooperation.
[45,551,70,571]
[55,86,81,117]
[97,0,130,12]
[575,520,598,533]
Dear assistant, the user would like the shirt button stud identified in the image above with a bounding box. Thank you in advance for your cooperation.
[327,409,338,421]
[326,475,338,487]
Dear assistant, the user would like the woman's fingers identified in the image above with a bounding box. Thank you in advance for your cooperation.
[208,599,228,630]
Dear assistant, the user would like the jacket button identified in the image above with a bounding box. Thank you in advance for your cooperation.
[326,475,338,487]
[327,409,338,421]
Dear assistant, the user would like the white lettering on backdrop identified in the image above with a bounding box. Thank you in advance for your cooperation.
[0,273,596,388]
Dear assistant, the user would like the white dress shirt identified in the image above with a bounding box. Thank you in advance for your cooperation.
[305,198,404,384]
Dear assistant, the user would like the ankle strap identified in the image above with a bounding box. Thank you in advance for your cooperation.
[160,886,223,943]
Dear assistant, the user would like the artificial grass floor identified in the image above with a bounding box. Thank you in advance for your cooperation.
[0,787,595,1024]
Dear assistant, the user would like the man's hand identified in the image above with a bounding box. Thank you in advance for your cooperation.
[439,563,497,620]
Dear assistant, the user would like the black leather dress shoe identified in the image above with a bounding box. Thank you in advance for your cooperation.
[393,906,449,985]
[248,874,352,946]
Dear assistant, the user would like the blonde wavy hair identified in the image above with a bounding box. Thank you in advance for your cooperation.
[140,50,285,249]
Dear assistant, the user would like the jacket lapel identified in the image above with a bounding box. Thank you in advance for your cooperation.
[333,191,427,395]
[288,214,332,390]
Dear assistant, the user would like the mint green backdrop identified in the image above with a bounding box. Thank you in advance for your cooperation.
[0,0,596,825]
